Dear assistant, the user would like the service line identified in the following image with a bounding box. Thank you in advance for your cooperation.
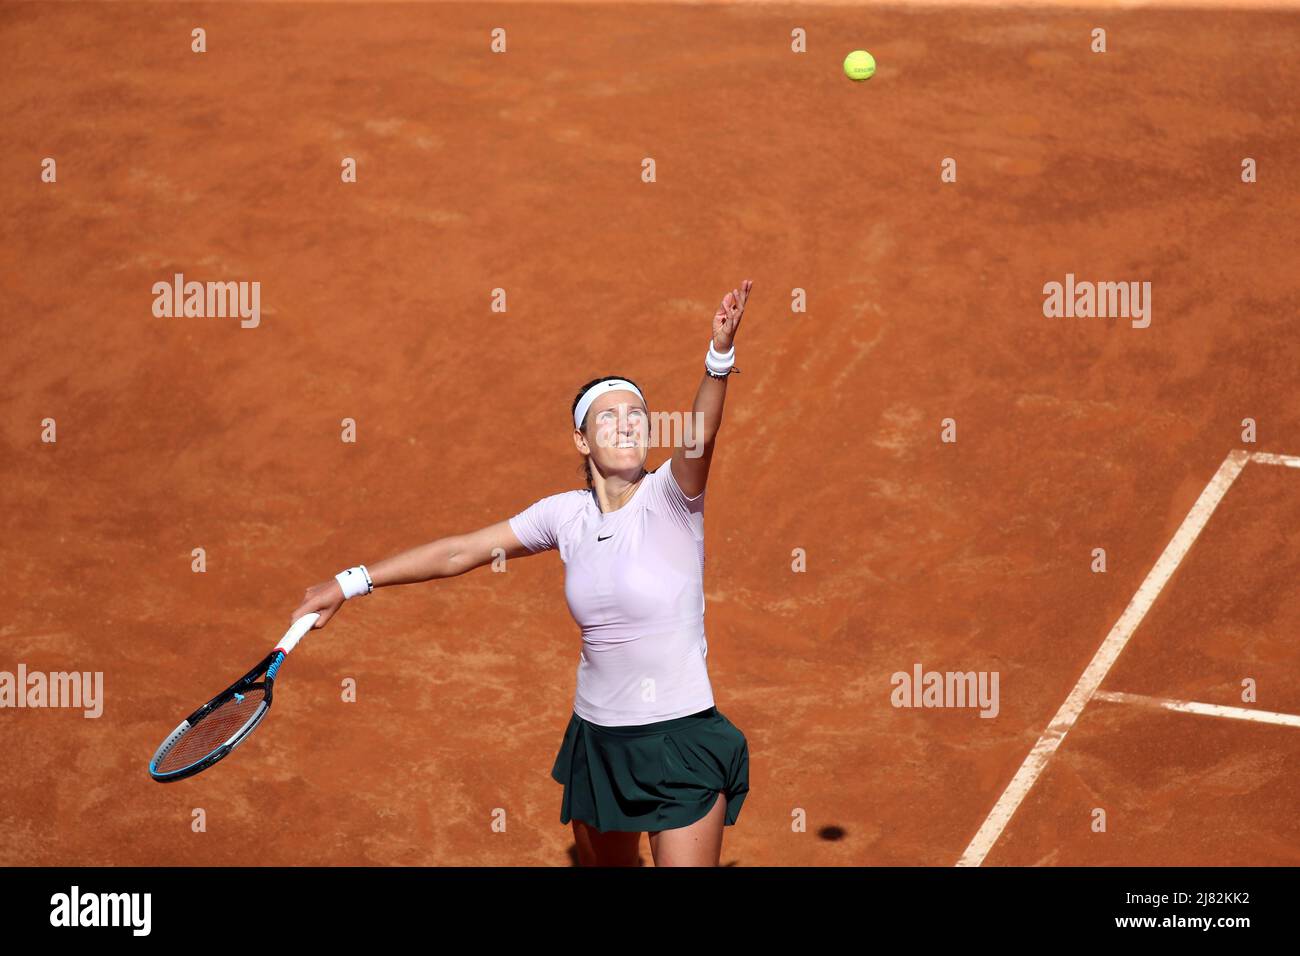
[955,449,1251,867]
[1095,690,1300,729]
[1250,452,1300,468]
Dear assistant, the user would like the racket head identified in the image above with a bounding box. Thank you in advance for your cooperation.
[149,652,280,782]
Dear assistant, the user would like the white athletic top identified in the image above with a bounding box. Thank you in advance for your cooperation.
[509,458,715,726]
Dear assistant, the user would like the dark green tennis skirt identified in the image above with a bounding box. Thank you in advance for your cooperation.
[551,706,750,833]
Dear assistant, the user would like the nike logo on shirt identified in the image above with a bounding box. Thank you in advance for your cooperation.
[597,534,614,541]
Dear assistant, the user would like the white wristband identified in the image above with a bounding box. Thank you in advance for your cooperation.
[706,341,736,376]
[336,565,372,600]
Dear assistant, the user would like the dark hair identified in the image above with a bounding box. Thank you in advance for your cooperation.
[571,375,644,492]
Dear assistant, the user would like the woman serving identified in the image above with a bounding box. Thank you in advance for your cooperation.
[292,280,753,867]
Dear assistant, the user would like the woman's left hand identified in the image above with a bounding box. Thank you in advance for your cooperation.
[712,279,752,352]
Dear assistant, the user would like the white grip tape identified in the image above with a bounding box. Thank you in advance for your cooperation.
[278,612,320,656]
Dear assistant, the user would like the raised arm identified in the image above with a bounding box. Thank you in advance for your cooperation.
[671,279,751,498]
[291,519,532,629]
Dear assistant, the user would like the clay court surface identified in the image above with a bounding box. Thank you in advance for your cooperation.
[2,1,1299,865]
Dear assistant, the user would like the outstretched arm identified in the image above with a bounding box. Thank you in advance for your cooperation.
[291,519,532,628]
[671,279,751,498]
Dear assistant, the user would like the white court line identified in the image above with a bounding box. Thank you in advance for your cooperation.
[955,449,1251,867]
[1095,690,1300,729]
[1250,452,1300,468]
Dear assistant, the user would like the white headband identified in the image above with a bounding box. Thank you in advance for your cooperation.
[574,379,645,429]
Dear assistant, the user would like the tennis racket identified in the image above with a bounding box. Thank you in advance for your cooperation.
[148,612,320,782]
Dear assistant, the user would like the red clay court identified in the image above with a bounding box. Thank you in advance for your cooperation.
[1,0,1298,866]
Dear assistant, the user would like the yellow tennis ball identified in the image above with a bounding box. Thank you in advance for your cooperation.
[843,50,876,82]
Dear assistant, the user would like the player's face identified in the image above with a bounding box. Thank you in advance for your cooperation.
[585,391,649,473]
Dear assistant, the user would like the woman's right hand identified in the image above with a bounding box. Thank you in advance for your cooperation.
[292,579,346,629]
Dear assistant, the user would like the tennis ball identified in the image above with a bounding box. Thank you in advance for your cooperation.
[843,50,876,82]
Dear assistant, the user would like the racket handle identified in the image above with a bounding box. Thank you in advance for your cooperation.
[277,612,321,656]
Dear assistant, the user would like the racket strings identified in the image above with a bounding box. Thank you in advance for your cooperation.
[154,688,267,774]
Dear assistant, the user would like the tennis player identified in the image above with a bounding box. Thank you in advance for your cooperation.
[292,281,753,866]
